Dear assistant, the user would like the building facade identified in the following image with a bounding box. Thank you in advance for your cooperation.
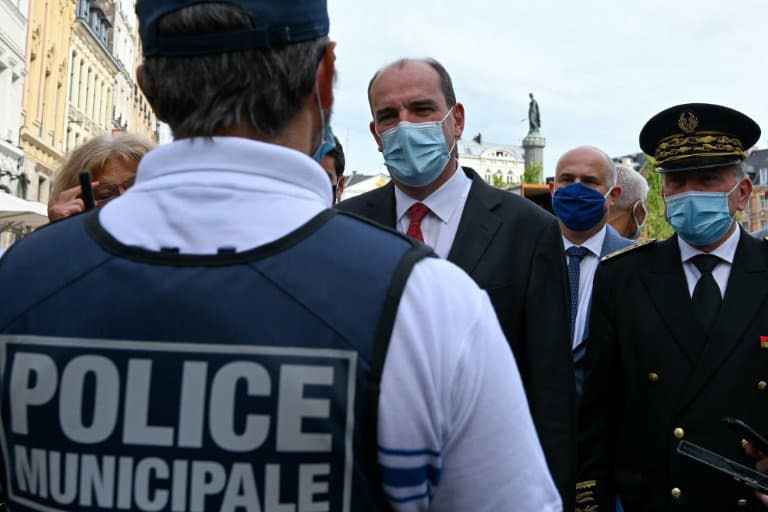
[744,149,768,233]
[19,0,76,204]
[0,0,31,249]
[108,0,156,139]
[64,0,119,154]
[0,0,29,194]
[458,134,525,186]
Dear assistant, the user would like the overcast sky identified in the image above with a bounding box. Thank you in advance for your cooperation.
[326,0,768,177]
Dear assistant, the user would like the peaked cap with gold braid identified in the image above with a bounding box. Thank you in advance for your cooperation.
[639,103,760,172]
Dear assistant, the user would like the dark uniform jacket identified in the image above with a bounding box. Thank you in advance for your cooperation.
[578,229,768,511]
[573,225,634,407]
[338,167,576,508]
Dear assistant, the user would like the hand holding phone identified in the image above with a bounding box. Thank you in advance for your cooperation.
[677,440,768,494]
[723,417,768,456]
[79,171,96,210]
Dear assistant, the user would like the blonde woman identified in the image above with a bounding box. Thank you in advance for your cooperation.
[49,133,156,221]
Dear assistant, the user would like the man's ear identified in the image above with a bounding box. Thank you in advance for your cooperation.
[452,102,465,139]
[370,121,383,152]
[607,185,622,208]
[548,181,555,195]
[316,42,336,111]
[735,177,753,211]
[136,65,168,123]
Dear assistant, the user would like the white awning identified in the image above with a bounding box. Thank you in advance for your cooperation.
[0,191,49,231]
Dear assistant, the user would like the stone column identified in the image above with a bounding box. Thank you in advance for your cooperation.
[522,132,546,183]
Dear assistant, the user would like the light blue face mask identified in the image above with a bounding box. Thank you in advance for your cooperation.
[313,123,336,163]
[378,108,456,188]
[312,87,336,163]
[665,181,740,246]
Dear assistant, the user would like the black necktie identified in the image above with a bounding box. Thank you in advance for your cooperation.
[691,254,722,333]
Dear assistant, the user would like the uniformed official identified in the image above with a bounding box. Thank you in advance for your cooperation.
[577,103,768,511]
[0,1,560,511]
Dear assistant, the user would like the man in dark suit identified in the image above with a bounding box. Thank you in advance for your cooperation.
[549,146,633,406]
[337,57,575,508]
[578,103,768,511]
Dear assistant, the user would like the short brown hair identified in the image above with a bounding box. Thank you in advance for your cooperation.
[367,58,457,110]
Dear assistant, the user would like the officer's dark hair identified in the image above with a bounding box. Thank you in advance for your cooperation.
[142,3,329,139]
[367,57,457,110]
[328,136,345,177]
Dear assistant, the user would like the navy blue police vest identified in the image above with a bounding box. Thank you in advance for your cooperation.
[0,209,431,512]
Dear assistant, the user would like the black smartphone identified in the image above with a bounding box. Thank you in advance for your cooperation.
[79,171,96,210]
[677,440,768,494]
[723,417,768,455]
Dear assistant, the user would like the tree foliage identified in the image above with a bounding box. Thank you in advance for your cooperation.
[492,174,506,189]
[524,164,543,184]
[641,158,674,241]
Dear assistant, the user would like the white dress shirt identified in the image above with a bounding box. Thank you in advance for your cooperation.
[101,138,561,512]
[678,226,741,298]
[394,167,472,258]
[563,224,607,349]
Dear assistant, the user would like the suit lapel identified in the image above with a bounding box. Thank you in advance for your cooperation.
[641,236,702,366]
[677,230,768,412]
[577,226,633,350]
[359,183,397,229]
[601,225,632,257]
[446,171,502,275]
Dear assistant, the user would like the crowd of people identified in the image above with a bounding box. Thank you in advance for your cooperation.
[0,1,767,511]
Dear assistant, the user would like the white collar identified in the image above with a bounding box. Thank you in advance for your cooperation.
[562,224,607,258]
[394,167,471,223]
[132,136,332,207]
[678,225,741,264]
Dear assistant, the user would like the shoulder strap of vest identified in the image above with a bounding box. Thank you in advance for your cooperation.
[364,241,434,509]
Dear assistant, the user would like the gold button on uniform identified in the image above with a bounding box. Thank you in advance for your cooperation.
[758,381,767,391]
[673,427,685,440]
[648,372,660,383]
[671,487,682,500]
[737,498,748,507]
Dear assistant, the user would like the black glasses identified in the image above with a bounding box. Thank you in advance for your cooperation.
[93,176,136,205]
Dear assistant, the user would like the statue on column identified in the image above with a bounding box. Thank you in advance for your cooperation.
[528,93,541,134]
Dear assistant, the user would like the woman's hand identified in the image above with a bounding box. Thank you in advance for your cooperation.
[48,182,98,222]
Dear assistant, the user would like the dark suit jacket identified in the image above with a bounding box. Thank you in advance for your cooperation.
[338,168,575,508]
[578,229,768,511]
[573,225,633,405]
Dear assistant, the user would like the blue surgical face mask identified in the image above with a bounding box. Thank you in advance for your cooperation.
[378,108,456,188]
[552,182,613,232]
[664,181,739,246]
[312,86,336,163]
[313,124,336,163]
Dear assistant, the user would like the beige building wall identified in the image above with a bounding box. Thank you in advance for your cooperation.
[745,185,768,233]
[19,0,76,204]
[129,38,157,141]
[108,0,155,139]
[64,5,119,156]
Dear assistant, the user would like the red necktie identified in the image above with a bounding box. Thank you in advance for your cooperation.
[407,203,430,242]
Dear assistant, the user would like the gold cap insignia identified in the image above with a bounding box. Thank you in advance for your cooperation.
[678,112,699,134]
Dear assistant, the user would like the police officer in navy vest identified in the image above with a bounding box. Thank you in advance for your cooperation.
[0,1,561,510]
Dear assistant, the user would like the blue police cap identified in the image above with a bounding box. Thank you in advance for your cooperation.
[136,0,329,57]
